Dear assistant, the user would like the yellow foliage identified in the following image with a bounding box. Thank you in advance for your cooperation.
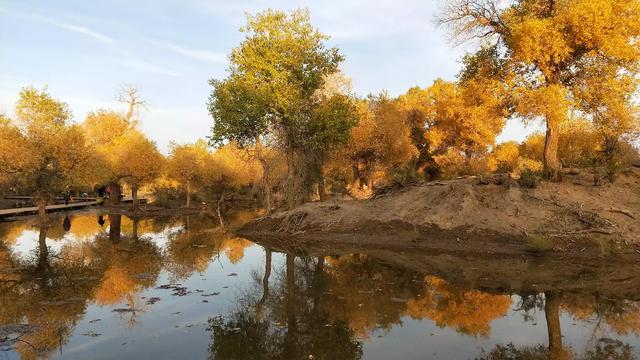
[405,276,511,337]
[211,142,263,189]
[488,141,520,173]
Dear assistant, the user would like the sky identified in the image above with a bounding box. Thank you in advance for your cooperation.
[0,0,535,153]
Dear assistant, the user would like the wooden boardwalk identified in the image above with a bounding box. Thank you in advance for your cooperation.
[0,197,146,219]
[0,201,98,218]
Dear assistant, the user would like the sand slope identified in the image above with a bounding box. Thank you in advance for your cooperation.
[241,168,640,253]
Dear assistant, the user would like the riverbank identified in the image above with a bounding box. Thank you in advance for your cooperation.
[239,168,640,258]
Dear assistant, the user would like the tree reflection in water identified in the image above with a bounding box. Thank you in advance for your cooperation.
[0,213,639,359]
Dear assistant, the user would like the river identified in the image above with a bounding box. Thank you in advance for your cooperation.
[0,210,638,359]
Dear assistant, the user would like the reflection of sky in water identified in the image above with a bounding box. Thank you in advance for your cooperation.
[1,211,640,359]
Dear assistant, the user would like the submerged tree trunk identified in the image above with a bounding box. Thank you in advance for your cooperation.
[543,122,561,182]
[544,292,566,360]
[109,214,122,243]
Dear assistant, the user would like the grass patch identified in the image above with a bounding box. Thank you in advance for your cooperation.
[526,235,554,253]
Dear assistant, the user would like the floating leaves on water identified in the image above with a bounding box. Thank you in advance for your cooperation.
[202,292,220,297]
[112,308,135,313]
[146,297,161,305]
[83,331,101,337]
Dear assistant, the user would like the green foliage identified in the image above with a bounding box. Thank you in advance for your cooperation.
[208,8,357,207]
[518,170,541,189]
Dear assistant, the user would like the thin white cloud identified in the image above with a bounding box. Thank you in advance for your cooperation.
[148,40,226,64]
[0,6,115,44]
[124,59,181,77]
[47,20,115,43]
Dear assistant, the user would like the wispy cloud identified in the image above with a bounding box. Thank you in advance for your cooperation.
[147,40,226,64]
[47,20,115,43]
[0,6,115,44]
[124,59,181,77]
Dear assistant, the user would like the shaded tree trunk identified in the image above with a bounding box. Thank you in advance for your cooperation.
[318,175,327,202]
[186,180,192,208]
[285,146,309,209]
[351,161,361,191]
[543,121,561,181]
[255,136,273,215]
[36,195,47,225]
[131,184,138,210]
[109,182,121,205]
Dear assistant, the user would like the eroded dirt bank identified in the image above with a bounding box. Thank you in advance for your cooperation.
[239,168,640,258]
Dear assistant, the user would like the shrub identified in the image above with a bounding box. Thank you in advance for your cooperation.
[518,170,540,189]
[526,235,553,253]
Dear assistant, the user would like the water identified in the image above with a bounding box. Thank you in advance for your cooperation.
[1,211,639,359]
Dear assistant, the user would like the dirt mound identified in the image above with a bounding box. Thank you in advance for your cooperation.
[241,168,640,254]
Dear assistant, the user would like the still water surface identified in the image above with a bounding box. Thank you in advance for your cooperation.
[0,211,639,359]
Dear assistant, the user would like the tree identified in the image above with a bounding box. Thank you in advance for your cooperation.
[82,110,133,205]
[208,8,356,208]
[166,140,214,207]
[112,131,164,209]
[421,79,506,178]
[440,0,640,181]
[117,85,146,125]
[0,87,92,222]
[331,96,417,195]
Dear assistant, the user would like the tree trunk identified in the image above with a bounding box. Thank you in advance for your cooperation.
[186,180,192,208]
[318,175,327,202]
[351,161,361,191]
[36,196,47,225]
[259,158,272,214]
[216,191,226,228]
[285,148,307,209]
[255,136,273,215]
[544,292,566,360]
[109,182,121,205]
[543,120,561,182]
[131,184,138,210]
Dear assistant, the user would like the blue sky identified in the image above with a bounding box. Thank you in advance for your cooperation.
[0,0,534,153]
